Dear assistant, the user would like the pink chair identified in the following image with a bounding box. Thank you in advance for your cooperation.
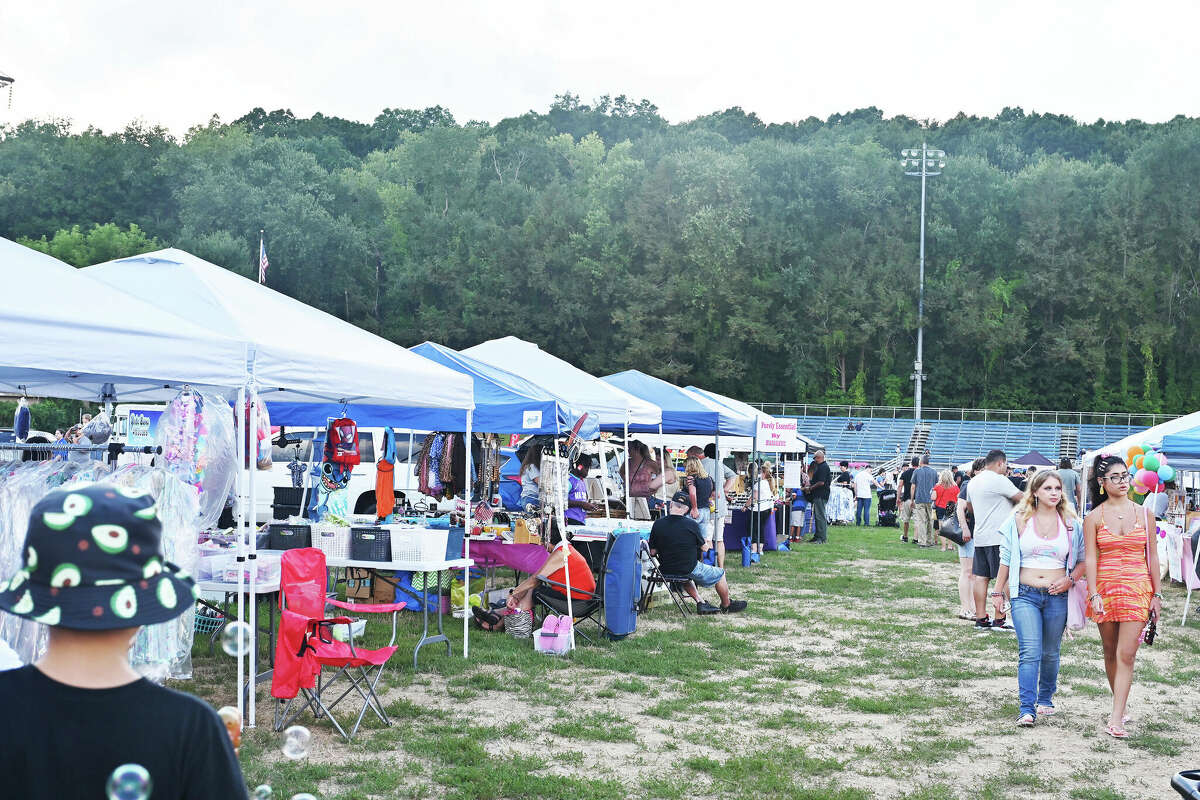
[271,548,405,740]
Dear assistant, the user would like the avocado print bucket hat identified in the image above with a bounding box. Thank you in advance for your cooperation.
[0,483,197,630]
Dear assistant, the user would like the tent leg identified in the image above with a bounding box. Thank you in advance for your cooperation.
[464,411,472,657]
[234,385,246,731]
[248,387,259,729]
[623,417,631,516]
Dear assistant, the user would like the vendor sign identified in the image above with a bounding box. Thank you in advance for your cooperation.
[757,418,803,452]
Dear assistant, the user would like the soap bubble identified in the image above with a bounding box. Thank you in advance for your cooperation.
[281,724,311,760]
[221,620,253,657]
[252,786,274,800]
[106,764,152,800]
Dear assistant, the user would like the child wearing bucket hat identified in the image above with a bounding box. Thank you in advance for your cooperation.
[0,483,247,799]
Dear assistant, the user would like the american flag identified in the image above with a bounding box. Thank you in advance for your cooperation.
[258,238,269,284]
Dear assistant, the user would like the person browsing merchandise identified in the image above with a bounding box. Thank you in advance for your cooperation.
[965,450,1024,631]
[649,491,747,614]
[0,485,247,799]
[807,450,832,544]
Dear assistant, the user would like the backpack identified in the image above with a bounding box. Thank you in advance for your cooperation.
[324,417,360,466]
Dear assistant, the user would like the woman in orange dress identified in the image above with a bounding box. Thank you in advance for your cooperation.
[1083,454,1163,739]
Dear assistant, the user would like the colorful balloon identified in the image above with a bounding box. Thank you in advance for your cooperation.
[1133,455,1145,470]
[1127,446,1144,462]
[1143,454,1160,472]
[1158,465,1176,482]
[1156,480,1166,493]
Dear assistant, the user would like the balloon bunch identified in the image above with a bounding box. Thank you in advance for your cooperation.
[1125,442,1175,496]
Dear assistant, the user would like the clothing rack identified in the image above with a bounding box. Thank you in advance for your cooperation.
[0,441,162,465]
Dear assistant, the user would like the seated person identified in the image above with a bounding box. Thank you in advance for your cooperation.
[473,520,596,631]
[649,491,747,615]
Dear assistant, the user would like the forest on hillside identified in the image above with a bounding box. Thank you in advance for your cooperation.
[3,96,1199,413]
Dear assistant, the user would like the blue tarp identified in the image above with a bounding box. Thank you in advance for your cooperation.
[408,342,599,438]
[602,370,755,436]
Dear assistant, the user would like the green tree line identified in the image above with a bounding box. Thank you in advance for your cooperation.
[3,96,1199,413]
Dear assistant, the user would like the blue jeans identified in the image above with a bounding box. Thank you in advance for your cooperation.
[1010,585,1068,718]
[855,497,872,526]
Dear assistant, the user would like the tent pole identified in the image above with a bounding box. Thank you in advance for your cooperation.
[463,410,472,657]
[752,431,759,552]
[623,415,632,516]
[598,440,611,519]
[658,424,666,506]
[407,432,414,510]
[234,385,246,730]
[715,432,721,551]
[247,386,259,729]
[556,419,575,650]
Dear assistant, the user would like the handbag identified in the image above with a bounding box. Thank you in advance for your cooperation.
[1066,579,1088,631]
[937,514,965,546]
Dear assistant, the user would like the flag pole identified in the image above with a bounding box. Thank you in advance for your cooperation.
[258,230,265,284]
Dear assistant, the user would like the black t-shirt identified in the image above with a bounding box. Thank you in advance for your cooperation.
[835,470,852,486]
[689,475,714,506]
[649,514,705,576]
[899,468,915,501]
[0,665,247,800]
[810,461,832,500]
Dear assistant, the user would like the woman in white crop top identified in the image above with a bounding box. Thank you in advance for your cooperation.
[994,470,1085,727]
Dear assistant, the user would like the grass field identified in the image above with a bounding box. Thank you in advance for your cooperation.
[186,524,1200,800]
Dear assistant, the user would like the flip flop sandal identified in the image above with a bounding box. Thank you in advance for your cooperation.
[471,606,503,630]
[1104,724,1129,739]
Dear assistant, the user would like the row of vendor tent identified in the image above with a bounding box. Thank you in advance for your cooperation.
[1086,409,1200,474]
[1,240,475,423]
[0,237,813,449]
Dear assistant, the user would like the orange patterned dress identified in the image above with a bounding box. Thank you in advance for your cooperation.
[1087,505,1153,623]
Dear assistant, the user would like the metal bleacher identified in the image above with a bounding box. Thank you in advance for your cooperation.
[767,405,1171,469]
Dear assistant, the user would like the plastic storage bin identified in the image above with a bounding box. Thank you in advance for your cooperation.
[391,528,450,563]
[313,526,351,560]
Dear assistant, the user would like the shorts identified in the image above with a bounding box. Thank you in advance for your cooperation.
[688,561,725,588]
[898,501,913,523]
[696,507,712,538]
[972,545,1001,579]
[956,537,975,559]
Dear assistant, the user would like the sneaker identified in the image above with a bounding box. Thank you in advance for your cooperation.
[721,600,748,613]
[901,536,909,543]
[1036,706,1057,717]
[974,617,992,630]
[696,601,721,615]
[749,552,761,563]
[992,618,1014,632]
[1016,713,1035,727]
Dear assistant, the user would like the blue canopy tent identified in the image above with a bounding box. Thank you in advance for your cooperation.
[1163,431,1200,473]
[602,370,755,436]
[409,341,599,439]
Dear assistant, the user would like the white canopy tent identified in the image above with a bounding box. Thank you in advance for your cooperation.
[0,238,248,402]
[462,337,660,430]
[1081,411,1200,467]
[84,248,477,728]
[84,249,474,415]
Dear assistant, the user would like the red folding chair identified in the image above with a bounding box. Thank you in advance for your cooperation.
[271,548,406,741]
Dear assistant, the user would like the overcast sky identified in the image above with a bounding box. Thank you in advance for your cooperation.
[3,0,1198,136]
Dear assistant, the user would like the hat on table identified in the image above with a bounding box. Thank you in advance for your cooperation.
[0,483,197,630]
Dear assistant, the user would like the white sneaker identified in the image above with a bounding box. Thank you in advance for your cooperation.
[992,619,1015,632]
[1036,706,1056,717]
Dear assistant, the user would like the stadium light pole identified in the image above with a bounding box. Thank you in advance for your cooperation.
[901,143,945,423]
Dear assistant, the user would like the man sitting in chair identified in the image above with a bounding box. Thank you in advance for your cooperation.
[649,490,747,615]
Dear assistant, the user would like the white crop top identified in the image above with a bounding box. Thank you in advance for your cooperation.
[1019,518,1069,570]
